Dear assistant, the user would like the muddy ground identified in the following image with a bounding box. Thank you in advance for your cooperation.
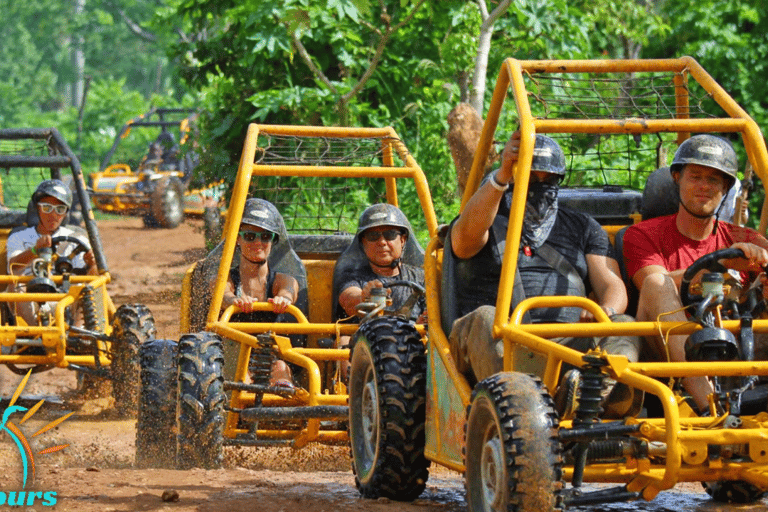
[0,217,765,511]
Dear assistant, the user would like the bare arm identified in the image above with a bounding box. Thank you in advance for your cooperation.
[339,280,383,317]
[270,273,298,314]
[632,240,768,293]
[451,132,520,259]
[8,235,53,275]
[220,279,239,311]
[585,254,628,319]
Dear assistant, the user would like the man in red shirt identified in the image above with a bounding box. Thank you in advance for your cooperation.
[623,134,768,412]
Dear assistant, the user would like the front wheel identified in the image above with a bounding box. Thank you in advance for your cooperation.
[149,176,185,228]
[136,338,178,468]
[703,480,767,504]
[348,316,429,500]
[465,373,563,512]
[176,332,225,469]
[111,304,156,417]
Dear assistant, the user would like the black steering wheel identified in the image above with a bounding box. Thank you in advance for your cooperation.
[680,247,746,309]
[380,279,426,319]
[50,235,91,275]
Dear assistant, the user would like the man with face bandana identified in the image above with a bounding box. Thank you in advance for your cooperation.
[446,132,640,417]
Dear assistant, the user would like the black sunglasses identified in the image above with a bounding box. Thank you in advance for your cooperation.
[362,229,403,243]
[239,231,275,243]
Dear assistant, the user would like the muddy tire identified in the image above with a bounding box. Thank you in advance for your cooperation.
[149,176,184,228]
[348,316,429,500]
[177,332,225,469]
[111,304,156,417]
[465,373,563,512]
[136,338,178,468]
[703,480,767,503]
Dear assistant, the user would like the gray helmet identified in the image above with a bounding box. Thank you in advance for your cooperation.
[240,198,282,242]
[530,134,566,176]
[356,203,410,240]
[670,134,738,189]
[32,179,73,209]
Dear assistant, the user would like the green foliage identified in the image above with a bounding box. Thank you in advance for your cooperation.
[6,0,767,232]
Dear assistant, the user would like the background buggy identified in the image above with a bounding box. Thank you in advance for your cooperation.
[89,107,224,232]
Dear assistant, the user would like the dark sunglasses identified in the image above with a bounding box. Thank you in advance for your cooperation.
[362,229,403,243]
[239,231,275,243]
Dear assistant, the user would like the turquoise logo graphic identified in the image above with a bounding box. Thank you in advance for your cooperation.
[0,370,72,507]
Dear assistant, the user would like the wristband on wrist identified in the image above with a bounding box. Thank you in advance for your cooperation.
[489,171,509,192]
[30,246,37,256]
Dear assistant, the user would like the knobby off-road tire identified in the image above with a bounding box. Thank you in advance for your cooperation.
[149,176,185,229]
[704,480,767,504]
[348,316,429,500]
[136,338,178,468]
[177,332,225,469]
[465,372,563,512]
[111,304,156,417]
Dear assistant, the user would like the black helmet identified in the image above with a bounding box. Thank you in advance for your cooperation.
[530,134,566,176]
[32,179,73,209]
[356,203,410,240]
[240,198,282,242]
[670,134,738,189]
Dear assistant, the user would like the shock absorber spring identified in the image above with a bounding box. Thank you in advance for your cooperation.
[80,284,98,331]
[571,355,608,488]
[250,333,276,387]
[586,440,629,462]
[574,356,607,426]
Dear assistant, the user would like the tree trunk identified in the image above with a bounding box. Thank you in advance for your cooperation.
[469,0,512,115]
[446,103,499,198]
[72,0,86,109]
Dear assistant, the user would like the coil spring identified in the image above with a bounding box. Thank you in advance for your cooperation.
[574,356,607,426]
[80,284,99,331]
[249,334,276,386]
[586,440,626,462]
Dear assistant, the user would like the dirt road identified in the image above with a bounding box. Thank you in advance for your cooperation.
[0,217,763,512]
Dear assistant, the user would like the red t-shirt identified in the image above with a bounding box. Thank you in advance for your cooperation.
[623,214,763,281]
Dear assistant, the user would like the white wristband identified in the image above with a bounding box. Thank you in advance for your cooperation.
[488,171,509,192]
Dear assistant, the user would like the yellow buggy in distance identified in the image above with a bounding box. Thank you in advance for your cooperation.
[133,125,438,469]
[0,128,158,416]
[348,58,768,509]
[89,107,224,232]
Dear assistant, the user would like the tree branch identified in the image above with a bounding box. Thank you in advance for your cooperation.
[290,30,339,94]
[342,0,428,103]
[111,4,157,43]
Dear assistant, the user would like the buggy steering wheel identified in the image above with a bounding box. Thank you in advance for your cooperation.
[680,247,746,308]
[50,235,91,275]
[379,279,426,319]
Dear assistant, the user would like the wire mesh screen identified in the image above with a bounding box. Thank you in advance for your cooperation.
[250,133,406,234]
[525,70,717,120]
[0,137,59,209]
[500,68,730,191]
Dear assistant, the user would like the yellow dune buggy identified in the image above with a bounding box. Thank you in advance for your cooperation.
[0,128,158,416]
[134,124,438,468]
[89,107,224,232]
[347,57,768,510]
